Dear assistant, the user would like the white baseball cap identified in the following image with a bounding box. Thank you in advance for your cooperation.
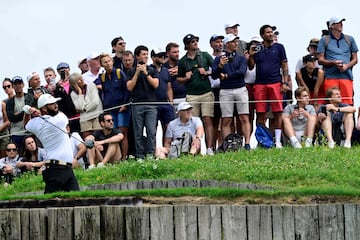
[223,34,239,45]
[177,102,193,112]
[38,94,61,108]
[329,16,345,26]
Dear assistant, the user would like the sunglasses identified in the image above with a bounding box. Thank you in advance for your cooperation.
[3,85,11,90]
[118,42,126,46]
[190,39,198,44]
[6,148,17,152]
[105,119,113,123]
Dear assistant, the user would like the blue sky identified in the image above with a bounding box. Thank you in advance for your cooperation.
[1,0,359,106]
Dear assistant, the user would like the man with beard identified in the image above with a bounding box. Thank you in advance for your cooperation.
[24,94,80,193]
[164,42,186,105]
[85,113,124,168]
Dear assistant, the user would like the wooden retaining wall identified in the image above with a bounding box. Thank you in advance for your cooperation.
[1,203,360,240]
[5,180,359,239]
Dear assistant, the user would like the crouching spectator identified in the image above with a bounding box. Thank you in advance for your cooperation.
[0,142,22,186]
[317,87,355,148]
[85,113,124,169]
[282,87,317,148]
[156,102,204,158]
[16,135,46,175]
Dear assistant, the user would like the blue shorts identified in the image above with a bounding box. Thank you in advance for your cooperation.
[111,110,130,128]
[157,104,175,126]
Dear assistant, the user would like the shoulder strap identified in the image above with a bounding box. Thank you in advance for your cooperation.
[324,34,351,48]
[324,35,330,48]
[344,34,351,48]
[116,68,121,80]
[101,69,121,83]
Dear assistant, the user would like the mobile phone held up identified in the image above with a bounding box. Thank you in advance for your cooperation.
[60,70,66,80]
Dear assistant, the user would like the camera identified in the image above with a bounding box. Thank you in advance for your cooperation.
[138,61,145,65]
[228,56,234,63]
[253,44,264,53]
[60,70,66,80]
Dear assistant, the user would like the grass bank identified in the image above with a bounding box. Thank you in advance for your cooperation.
[1,146,360,201]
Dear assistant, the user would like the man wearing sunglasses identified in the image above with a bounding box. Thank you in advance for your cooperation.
[0,142,22,186]
[111,36,127,70]
[85,113,124,169]
[177,34,215,155]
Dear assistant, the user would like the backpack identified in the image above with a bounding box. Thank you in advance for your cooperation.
[255,124,274,148]
[168,132,193,158]
[218,133,243,152]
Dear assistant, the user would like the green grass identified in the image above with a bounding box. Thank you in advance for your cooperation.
[1,146,360,201]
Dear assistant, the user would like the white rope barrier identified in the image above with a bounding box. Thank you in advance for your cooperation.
[0,95,354,140]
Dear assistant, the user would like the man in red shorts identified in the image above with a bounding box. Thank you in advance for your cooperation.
[248,24,290,148]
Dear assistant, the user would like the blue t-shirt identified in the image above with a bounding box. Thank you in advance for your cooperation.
[151,65,171,101]
[254,43,287,84]
[317,33,358,80]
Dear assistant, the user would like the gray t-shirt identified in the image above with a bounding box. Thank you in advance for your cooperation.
[283,104,316,132]
[165,117,203,140]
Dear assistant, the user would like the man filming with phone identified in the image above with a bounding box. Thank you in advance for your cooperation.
[54,62,80,133]
[211,33,251,150]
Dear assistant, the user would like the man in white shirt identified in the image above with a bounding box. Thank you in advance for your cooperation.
[24,94,80,193]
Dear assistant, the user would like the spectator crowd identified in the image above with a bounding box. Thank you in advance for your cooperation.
[1,16,360,186]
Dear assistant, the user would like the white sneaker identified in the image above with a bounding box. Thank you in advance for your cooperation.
[206,148,214,155]
[88,164,95,170]
[275,142,283,149]
[290,140,302,149]
[304,138,312,148]
[344,140,351,148]
[328,141,335,149]
[97,162,105,168]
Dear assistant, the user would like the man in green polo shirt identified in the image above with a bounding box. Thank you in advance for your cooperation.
[177,34,215,155]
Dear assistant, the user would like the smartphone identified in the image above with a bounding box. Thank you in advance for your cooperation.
[138,61,145,65]
[60,70,66,80]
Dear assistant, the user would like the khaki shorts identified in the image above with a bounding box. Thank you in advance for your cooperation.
[81,117,101,132]
[186,91,214,117]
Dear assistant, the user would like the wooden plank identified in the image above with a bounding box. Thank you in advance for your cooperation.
[0,209,21,239]
[152,179,167,189]
[272,205,295,240]
[198,205,221,240]
[150,206,174,239]
[74,206,101,240]
[29,208,47,240]
[294,205,319,240]
[47,207,74,240]
[247,205,272,240]
[140,180,153,189]
[174,205,198,240]
[20,209,29,240]
[319,204,344,240]
[100,206,125,240]
[222,205,247,240]
[126,181,138,190]
[183,179,200,188]
[125,207,150,240]
[344,203,360,240]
